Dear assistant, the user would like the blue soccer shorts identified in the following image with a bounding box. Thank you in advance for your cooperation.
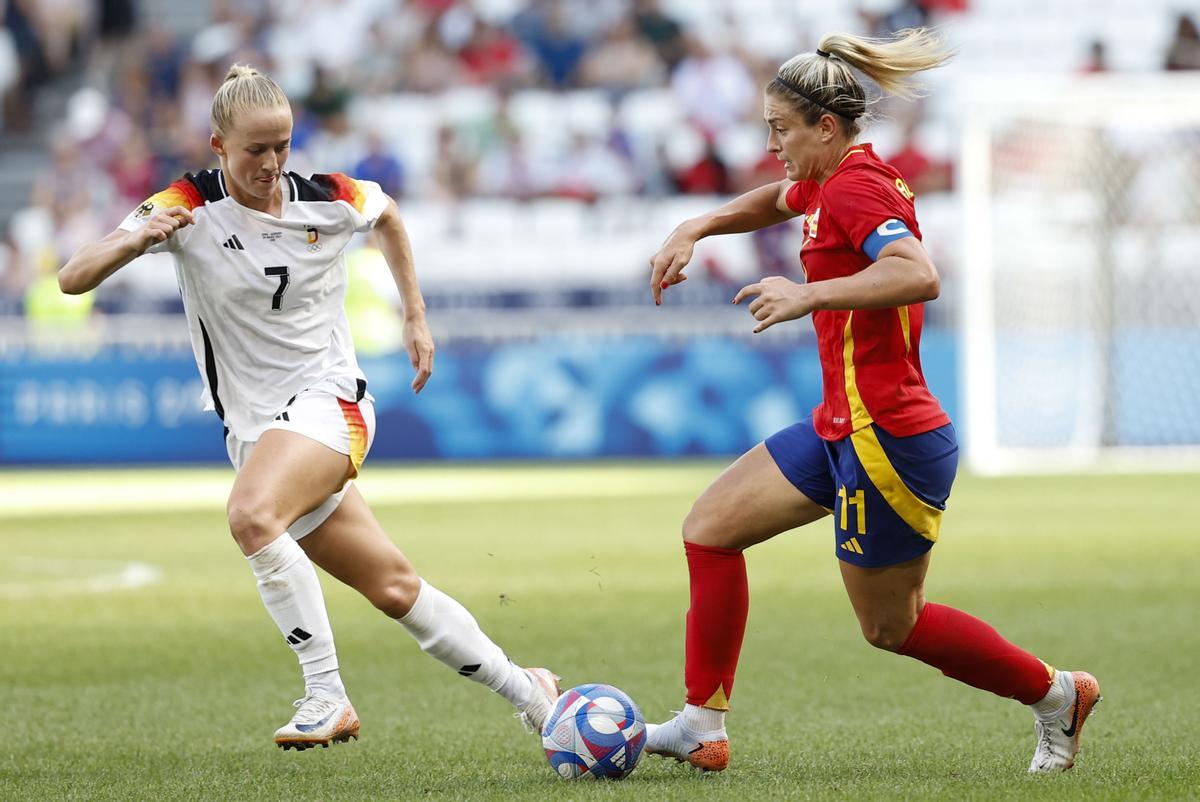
[765,418,958,567]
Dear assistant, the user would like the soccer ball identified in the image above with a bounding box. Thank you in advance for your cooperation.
[540,683,646,780]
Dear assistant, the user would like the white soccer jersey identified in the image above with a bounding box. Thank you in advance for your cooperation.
[119,169,388,441]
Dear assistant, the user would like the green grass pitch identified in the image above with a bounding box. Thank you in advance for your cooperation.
[2,463,1197,801]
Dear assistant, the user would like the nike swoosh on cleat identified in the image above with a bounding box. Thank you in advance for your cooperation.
[295,714,332,734]
[1061,701,1080,738]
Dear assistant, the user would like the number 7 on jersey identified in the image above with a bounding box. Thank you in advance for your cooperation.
[264,266,289,311]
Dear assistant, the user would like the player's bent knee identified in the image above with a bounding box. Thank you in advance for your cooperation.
[368,571,422,618]
[858,618,913,652]
[681,500,734,547]
[227,500,286,554]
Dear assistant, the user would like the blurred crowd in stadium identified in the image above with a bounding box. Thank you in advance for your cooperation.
[1,0,1198,318]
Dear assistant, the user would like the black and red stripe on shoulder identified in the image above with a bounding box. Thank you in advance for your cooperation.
[143,178,202,213]
[142,170,224,212]
[183,170,227,204]
[291,172,368,212]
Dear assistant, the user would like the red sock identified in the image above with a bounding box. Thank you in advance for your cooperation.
[898,602,1054,704]
[683,541,749,710]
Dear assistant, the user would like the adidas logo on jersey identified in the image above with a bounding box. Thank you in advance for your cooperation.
[222,234,245,251]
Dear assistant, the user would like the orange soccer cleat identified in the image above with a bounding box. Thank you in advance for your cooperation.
[645,714,730,773]
[1029,670,1102,772]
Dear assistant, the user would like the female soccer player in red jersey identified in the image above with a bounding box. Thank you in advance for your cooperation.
[643,29,1099,774]
[59,65,558,750]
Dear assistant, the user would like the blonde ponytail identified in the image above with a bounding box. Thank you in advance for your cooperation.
[769,27,954,136]
[819,28,953,99]
[210,63,290,136]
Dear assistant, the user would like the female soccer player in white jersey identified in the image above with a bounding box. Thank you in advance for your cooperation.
[58,65,559,750]
[642,30,1099,775]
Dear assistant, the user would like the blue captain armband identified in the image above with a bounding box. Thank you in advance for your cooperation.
[862,218,914,261]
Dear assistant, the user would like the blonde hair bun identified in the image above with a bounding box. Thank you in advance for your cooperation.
[210,63,289,136]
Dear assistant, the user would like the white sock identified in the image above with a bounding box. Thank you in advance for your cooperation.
[1031,668,1073,719]
[681,703,726,734]
[497,664,535,709]
[396,579,533,708]
[247,533,344,699]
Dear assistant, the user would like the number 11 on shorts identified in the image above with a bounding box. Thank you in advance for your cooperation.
[838,485,866,535]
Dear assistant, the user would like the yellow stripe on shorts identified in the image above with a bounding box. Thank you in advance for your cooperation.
[849,426,943,542]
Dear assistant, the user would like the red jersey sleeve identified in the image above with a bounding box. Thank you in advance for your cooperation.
[822,170,919,255]
[783,180,819,214]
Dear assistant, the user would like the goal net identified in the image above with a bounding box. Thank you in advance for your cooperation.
[960,74,1200,474]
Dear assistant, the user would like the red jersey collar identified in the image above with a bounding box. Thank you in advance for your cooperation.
[826,143,876,181]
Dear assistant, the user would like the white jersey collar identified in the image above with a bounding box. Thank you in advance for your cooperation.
[217,168,291,221]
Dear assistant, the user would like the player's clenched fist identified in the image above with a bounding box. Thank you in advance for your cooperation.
[135,205,194,252]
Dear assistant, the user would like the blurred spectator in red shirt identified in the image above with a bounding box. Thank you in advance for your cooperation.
[674,136,731,195]
[919,0,968,13]
[887,123,953,195]
[459,20,533,90]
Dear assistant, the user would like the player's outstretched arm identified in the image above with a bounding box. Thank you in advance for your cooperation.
[59,206,194,294]
[650,181,798,305]
[374,197,434,393]
[734,237,939,333]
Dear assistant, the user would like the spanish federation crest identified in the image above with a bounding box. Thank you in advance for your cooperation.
[805,208,821,241]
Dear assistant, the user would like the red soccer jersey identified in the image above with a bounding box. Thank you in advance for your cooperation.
[783,144,950,441]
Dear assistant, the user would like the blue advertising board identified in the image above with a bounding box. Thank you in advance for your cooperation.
[0,331,959,465]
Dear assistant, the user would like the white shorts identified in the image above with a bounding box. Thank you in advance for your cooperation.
[225,389,376,539]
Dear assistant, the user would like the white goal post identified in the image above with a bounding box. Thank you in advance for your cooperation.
[959,74,1200,474]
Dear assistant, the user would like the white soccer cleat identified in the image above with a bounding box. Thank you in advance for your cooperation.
[516,667,561,733]
[1029,670,1102,773]
[274,693,360,751]
[645,713,730,772]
